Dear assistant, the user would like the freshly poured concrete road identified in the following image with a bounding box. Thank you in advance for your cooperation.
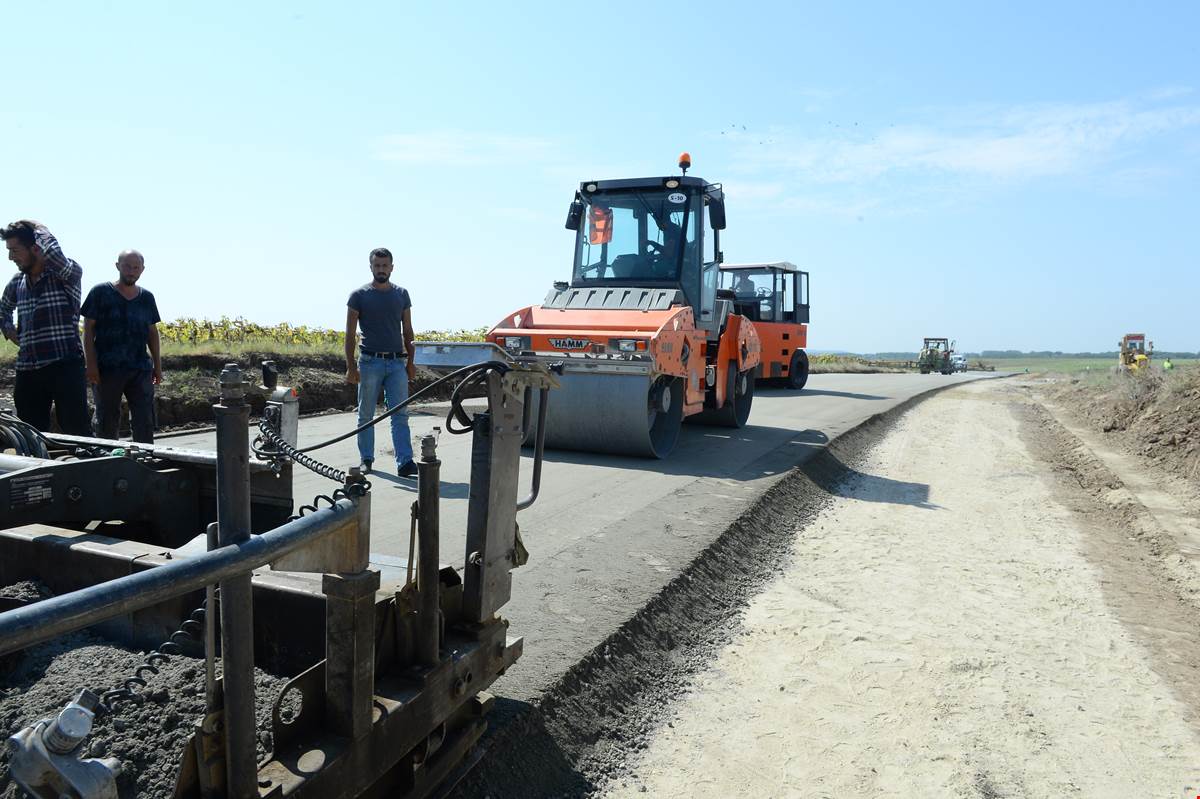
[165,372,997,701]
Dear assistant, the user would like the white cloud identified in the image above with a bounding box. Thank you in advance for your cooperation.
[725,95,1200,214]
[1146,85,1194,101]
[373,130,554,167]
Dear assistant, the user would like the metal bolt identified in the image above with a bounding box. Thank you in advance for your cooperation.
[218,363,245,403]
[420,433,438,462]
[42,689,100,754]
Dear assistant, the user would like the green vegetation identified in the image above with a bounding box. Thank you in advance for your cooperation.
[2,318,1190,377]
[0,318,490,366]
[809,354,908,374]
[978,356,1198,374]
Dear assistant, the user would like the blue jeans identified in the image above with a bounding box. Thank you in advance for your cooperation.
[356,353,413,465]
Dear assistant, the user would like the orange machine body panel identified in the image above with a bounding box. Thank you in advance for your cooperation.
[488,303,761,416]
[752,321,808,380]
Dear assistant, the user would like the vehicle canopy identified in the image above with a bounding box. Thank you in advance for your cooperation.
[1121,333,1147,351]
[565,174,726,336]
[718,262,810,324]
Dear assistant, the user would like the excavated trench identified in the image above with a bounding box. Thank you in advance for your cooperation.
[449,386,967,798]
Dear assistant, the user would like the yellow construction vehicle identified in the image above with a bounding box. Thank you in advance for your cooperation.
[1118,333,1153,371]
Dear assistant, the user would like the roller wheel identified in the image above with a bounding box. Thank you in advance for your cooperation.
[726,368,754,427]
[645,376,685,457]
[690,365,754,428]
[788,350,810,390]
[519,372,684,458]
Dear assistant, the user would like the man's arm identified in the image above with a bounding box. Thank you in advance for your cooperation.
[83,318,100,384]
[345,307,360,384]
[403,306,416,380]
[0,280,17,344]
[148,323,162,384]
[33,226,82,284]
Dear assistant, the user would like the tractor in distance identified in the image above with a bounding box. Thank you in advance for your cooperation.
[719,262,811,389]
[918,337,955,374]
[1118,333,1153,371]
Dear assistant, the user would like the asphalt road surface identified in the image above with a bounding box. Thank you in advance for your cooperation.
[165,371,998,702]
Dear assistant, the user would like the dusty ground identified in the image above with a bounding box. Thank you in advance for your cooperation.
[1045,367,1200,490]
[602,379,1200,799]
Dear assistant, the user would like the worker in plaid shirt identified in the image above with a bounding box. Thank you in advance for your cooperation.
[1,220,92,435]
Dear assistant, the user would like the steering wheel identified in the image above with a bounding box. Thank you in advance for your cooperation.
[755,287,771,298]
[646,240,664,254]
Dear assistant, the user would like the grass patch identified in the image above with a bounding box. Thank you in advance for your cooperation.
[980,356,1199,374]
[809,355,908,374]
[0,326,490,367]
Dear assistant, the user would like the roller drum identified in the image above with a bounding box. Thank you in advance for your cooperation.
[526,372,683,458]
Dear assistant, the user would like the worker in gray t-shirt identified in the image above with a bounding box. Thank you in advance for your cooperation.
[345,247,417,477]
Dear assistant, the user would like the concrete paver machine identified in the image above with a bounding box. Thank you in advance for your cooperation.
[0,359,557,799]
[486,154,763,459]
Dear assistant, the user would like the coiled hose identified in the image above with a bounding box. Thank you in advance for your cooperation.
[98,601,208,715]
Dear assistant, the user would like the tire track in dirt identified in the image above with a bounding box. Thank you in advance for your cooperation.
[598,381,1200,798]
[448,380,988,798]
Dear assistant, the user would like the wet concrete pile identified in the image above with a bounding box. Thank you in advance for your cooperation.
[0,583,290,799]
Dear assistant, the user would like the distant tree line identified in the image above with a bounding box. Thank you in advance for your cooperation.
[971,350,1199,359]
[859,350,1199,360]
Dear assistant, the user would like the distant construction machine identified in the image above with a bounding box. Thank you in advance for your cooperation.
[485,154,783,459]
[719,262,811,389]
[1118,333,1153,371]
[918,337,955,375]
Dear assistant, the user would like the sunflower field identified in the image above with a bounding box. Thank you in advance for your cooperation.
[155,317,487,353]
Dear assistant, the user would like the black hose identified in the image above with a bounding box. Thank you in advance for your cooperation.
[288,360,510,453]
[0,412,53,458]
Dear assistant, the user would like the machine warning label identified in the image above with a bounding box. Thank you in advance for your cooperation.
[9,474,53,508]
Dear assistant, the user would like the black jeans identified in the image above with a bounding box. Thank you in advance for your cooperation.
[94,369,156,443]
[13,357,92,436]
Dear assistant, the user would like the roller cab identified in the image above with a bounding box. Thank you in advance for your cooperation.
[718,262,811,389]
[487,159,761,458]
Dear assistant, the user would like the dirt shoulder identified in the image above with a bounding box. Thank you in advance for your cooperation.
[601,379,1200,798]
[1042,367,1200,490]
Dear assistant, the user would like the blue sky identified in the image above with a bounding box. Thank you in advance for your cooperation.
[3,1,1197,353]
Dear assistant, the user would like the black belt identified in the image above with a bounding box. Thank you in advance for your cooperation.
[361,349,407,360]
